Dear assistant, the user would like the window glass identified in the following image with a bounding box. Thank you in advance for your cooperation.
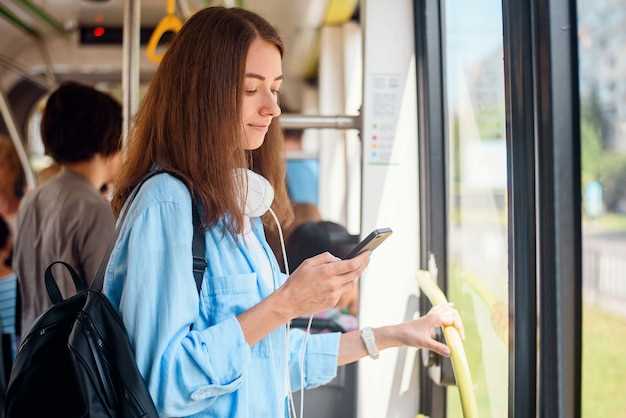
[578,1,626,417]
[443,2,508,417]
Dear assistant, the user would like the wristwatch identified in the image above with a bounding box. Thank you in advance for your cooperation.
[360,327,380,359]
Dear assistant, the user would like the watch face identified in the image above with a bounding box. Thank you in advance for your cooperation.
[360,327,379,359]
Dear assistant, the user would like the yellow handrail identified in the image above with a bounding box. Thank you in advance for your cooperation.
[416,269,479,418]
[146,0,182,63]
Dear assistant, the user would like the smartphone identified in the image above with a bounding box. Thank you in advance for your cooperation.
[345,228,393,259]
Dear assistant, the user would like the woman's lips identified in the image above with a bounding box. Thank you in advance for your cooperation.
[248,124,269,131]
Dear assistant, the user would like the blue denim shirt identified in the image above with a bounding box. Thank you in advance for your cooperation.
[103,174,340,417]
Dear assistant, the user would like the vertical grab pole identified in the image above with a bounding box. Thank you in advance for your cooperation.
[122,0,141,144]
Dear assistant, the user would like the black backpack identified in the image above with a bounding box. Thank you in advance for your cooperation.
[5,170,207,418]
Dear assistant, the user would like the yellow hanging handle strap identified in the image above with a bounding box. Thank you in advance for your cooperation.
[146,0,183,63]
[416,269,479,418]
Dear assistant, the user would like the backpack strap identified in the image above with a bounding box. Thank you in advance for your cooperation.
[190,194,207,295]
[45,261,88,305]
[92,170,207,295]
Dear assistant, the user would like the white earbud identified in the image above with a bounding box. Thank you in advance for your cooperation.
[235,168,275,218]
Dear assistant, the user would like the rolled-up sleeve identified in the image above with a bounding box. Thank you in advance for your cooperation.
[113,200,252,417]
[288,328,341,391]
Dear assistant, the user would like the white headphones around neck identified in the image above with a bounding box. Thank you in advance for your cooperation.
[236,168,274,218]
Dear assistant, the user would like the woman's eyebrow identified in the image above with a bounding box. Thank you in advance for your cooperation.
[245,73,284,81]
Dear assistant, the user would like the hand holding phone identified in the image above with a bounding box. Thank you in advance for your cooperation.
[345,228,393,259]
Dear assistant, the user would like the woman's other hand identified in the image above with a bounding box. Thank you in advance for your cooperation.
[279,251,370,319]
[395,304,464,357]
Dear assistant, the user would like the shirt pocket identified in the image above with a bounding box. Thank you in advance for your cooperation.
[200,273,270,357]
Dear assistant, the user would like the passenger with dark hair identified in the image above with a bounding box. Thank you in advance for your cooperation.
[13,81,122,336]
[40,82,122,165]
[287,221,357,272]
[0,216,17,359]
[287,221,360,330]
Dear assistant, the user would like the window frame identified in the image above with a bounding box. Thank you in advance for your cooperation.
[533,1,583,417]
[502,0,539,416]
[414,0,582,416]
[415,0,448,415]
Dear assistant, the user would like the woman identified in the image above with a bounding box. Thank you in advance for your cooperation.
[104,7,463,417]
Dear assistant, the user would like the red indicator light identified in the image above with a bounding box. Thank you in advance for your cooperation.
[93,27,105,37]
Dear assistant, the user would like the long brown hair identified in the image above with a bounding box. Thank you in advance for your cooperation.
[250,119,293,234]
[113,7,293,234]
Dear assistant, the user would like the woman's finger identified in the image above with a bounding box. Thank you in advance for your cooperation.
[340,275,361,289]
[328,251,370,276]
[425,338,450,357]
[429,305,465,340]
[305,252,339,266]
[442,307,464,339]
[335,268,363,285]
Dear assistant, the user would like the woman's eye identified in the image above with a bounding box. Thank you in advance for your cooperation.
[271,89,280,95]
[245,89,257,95]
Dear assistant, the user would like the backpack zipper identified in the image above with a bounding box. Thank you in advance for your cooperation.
[80,313,146,416]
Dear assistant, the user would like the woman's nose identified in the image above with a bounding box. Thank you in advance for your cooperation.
[260,92,281,118]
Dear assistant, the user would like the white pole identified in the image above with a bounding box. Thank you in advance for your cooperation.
[122,0,141,145]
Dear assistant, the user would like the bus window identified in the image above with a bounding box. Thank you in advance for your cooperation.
[443,1,508,417]
[578,1,626,417]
